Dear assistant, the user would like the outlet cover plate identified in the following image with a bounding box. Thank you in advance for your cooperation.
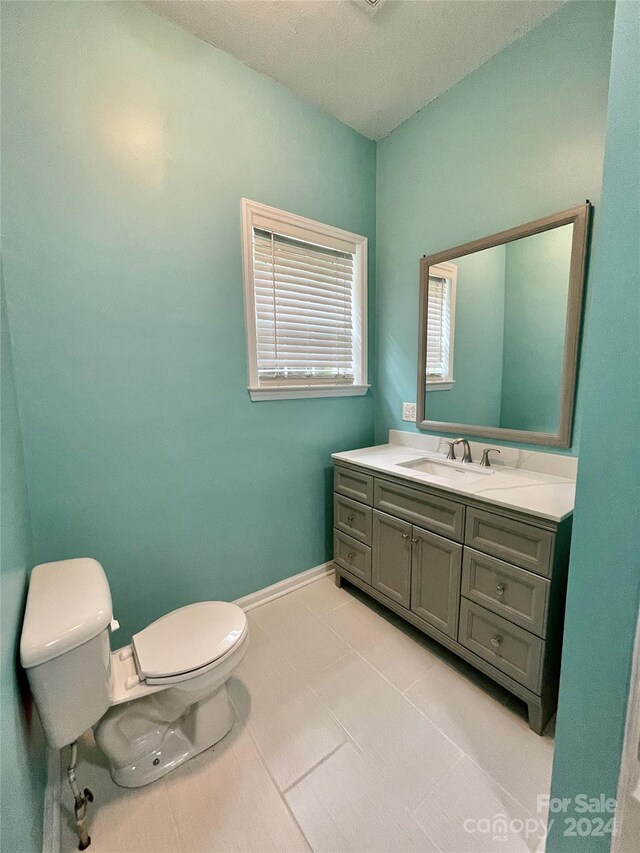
[402,402,417,422]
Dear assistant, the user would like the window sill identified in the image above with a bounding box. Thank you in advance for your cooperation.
[426,380,455,392]
[249,384,370,401]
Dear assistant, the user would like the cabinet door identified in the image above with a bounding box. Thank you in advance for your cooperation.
[372,510,411,607]
[410,526,462,639]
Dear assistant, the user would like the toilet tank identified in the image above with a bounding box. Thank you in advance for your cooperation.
[20,558,113,748]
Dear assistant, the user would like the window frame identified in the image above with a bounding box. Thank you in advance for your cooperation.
[425,261,457,392]
[241,198,369,401]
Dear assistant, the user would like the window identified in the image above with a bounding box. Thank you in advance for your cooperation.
[426,262,457,391]
[242,199,368,400]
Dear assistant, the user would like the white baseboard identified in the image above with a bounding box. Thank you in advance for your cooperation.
[41,562,334,852]
[42,747,61,853]
[234,561,334,612]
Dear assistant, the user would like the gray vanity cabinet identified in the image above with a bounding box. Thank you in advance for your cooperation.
[333,462,572,735]
[411,528,462,639]
[372,510,411,607]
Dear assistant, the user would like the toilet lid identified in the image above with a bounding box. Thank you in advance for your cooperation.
[132,601,247,679]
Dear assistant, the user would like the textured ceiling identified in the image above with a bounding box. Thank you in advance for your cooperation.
[147,0,564,140]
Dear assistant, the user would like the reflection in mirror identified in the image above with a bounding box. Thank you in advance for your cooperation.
[427,225,573,433]
[417,204,590,447]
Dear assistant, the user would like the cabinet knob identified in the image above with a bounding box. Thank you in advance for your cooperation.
[346,515,354,523]
[411,537,418,544]
[490,635,503,649]
[402,532,409,540]
[496,584,506,596]
[347,552,354,560]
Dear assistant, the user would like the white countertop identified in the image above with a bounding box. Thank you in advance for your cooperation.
[332,439,576,523]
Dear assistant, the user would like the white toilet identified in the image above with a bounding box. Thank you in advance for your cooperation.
[20,557,249,788]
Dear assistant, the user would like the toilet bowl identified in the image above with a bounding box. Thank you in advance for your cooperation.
[20,558,249,788]
[95,602,249,787]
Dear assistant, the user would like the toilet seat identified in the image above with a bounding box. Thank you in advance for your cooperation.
[132,601,247,685]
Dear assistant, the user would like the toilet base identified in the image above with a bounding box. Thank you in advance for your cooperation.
[103,683,235,788]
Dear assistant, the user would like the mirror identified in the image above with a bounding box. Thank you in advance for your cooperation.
[417,204,590,447]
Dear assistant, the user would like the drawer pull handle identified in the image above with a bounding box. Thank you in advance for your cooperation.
[490,635,503,649]
[347,552,354,560]
[496,584,506,596]
[346,515,354,523]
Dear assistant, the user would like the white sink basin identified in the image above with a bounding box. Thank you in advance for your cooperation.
[397,456,493,483]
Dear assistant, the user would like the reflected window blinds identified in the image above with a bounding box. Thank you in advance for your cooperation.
[426,274,452,380]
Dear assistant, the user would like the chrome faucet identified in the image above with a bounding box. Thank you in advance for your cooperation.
[453,438,473,463]
[480,448,501,468]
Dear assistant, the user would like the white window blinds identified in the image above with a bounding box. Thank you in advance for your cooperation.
[426,274,453,379]
[252,227,356,383]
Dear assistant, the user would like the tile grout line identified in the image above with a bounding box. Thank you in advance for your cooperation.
[251,579,549,845]
[410,755,547,853]
[404,747,544,853]
[224,631,316,849]
[322,642,474,793]
[261,583,518,781]
[401,689,551,833]
[462,750,550,826]
[402,668,437,696]
[228,665,352,798]
[315,592,444,696]
[250,585,447,824]
[299,645,467,823]
[235,595,370,848]
[401,664,555,818]
[408,753,467,816]
[269,589,471,789]
[160,777,187,853]
[263,636,373,773]
[240,722,315,853]
[400,679,478,757]
[280,740,347,796]
[405,804,447,853]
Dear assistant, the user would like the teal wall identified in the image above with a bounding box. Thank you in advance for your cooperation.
[548,2,640,849]
[375,0,614,453]
[0,4,627,846]
[426,245,505,426]
[1,276,46,853]
[1,1,376,642]
[500,225,574,433]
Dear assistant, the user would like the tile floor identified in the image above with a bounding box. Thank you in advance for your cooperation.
[60,575,555,852]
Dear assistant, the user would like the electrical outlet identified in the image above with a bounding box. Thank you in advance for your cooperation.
[402,402,417,422]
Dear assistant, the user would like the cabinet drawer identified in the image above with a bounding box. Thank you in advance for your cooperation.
[334,494,372,545]
[465,508,554,577]
[334,465,373,505]
[462,549,549,637]
[334,530,371,584]
[458,600,544,692]
[374,479,464,542]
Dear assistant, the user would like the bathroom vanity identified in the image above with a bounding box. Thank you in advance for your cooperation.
[332,436,576,734]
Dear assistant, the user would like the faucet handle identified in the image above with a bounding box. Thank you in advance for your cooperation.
[442,441,457,461]
[480,448,501,468]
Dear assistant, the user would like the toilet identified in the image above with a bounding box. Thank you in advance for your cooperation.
[20,558,249,788]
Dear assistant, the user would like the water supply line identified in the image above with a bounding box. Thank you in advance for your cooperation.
[66,741,94,850]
